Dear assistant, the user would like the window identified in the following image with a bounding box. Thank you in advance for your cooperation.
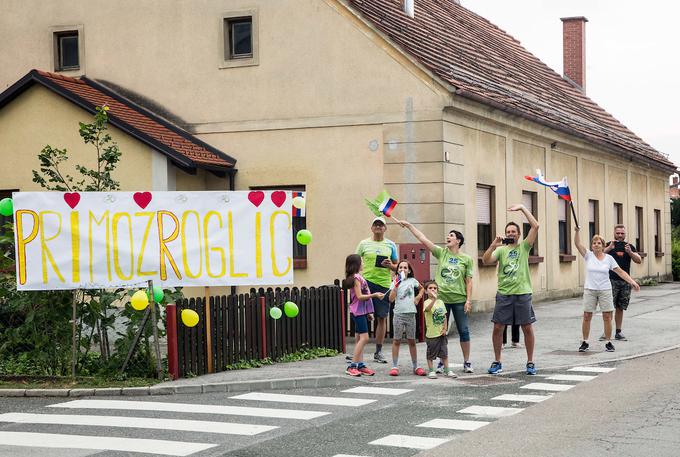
[221,11,258,68]
[635,206,644,252]
[54,31,79,71]
[558,199,571,254]
[250,185,307,269]
[522,190,537,255]
[654,209,661,253]
[476,185,494,254]
[613,202,623,225]
[0,189,17,237]
[588,199,599,241]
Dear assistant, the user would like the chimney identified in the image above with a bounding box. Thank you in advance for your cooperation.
[403,0,414,18]
[561,16,588,93]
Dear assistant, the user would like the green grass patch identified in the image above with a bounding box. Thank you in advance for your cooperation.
[0,375,162,389]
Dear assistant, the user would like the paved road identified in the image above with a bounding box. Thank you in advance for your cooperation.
[2,352,670,457]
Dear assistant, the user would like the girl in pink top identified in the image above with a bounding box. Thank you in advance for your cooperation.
[343,254,385,376]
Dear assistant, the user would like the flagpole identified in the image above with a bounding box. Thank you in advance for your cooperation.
[569,201,580,229]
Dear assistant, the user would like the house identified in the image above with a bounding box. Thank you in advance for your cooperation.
[0,0,676,307]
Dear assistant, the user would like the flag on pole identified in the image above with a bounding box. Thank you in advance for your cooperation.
[524,169,572,201]
[365,190,398,217]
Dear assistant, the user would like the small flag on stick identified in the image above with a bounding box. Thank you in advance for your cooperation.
[525,169,579,228]
[365,190,398,217]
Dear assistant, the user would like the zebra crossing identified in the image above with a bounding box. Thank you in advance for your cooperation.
[0,364,616,456]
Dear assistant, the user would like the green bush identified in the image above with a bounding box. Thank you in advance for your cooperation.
[672,239,680,281]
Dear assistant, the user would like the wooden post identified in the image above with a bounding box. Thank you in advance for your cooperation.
[339,288,346,353]
[259,296,268,359]
[148,280,163,380]
[166,303,179,380]
[205,286,213,373]
[71,290,78,378]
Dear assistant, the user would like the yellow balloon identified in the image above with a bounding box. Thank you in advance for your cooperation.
[130,290,149,311]
[181,309,200,327]
[292,196,305,209]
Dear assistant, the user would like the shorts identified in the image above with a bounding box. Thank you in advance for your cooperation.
[426,335,448,360]
[492,293,536,325]
[392,313,416,340]
[351,313,369,334]
[582,288,614,313]
[367,281,390,318]
[444,302,471,342]
[611,279,631,310]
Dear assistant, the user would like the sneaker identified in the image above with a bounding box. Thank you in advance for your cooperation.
[578,341,589,352]
[389,367,399,376]
[446,370,458,378]
[427,371,437,379]
[345,355,352,361]
[598,334,606,341]
[359,366,375,376]
[615,332,627,341]
[463,361,474,373]
[345,367,361,377]
[487,361,503,375]
[413,367,427,376]
[526,362,537,375]
[511,342,523,348]
[605,342,615,352]
[373,352,388,364]
[435,360,444,374]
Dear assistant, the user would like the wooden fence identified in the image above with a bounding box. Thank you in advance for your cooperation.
[167,285,345,379]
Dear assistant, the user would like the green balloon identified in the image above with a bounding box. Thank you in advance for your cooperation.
[146,286,165,303]
[296,229,312,245]
[0,198,13,217]
[269,307,282,319]
[284,301,299,318]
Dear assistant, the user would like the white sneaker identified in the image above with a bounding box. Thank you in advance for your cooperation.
[463,361,474,373]
[446,370,458,378]
[427,371,437,379]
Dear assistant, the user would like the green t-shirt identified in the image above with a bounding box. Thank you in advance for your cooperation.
[355,238,398,288]
[432,247,473,304]
[492,240,533,295]
[424,298,447,338]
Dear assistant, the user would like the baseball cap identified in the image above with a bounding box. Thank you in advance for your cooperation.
[371,216,387,226]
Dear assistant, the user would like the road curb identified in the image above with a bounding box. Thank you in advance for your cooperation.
[0,374,359,397]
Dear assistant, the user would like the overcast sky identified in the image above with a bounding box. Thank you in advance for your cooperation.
[464,0,680,174]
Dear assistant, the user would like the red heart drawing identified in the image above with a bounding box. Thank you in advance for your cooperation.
[248,191,265,207]
[133,192,153,209]
[271,191,286,208]
[64,192,81,209]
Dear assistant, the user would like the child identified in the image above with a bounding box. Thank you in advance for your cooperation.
[388,260,426,376]
[423,281,456,379]
[343,254,385,377]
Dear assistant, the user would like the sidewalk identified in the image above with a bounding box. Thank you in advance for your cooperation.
[159,281,680,391]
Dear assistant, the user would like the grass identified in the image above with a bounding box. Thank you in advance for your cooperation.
[0,375,163,389]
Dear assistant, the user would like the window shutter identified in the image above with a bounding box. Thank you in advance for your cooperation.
[476,186,491,224]
[521,192,534,223]
[558,199,567,222]
[588,201,596,222]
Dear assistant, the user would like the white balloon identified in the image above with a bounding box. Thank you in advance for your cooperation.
[292,196,306,209]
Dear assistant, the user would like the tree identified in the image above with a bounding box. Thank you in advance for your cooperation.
[672,198,680,229]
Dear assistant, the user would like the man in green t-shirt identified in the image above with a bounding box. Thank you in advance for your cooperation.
[482,203,539,376]
[356,216,398,363]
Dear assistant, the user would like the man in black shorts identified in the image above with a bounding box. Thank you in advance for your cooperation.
[603,224,642,341]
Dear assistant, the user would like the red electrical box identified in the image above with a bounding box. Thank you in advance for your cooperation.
[398,243,430,342]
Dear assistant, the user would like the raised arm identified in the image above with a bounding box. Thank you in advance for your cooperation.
[509,204,539,246]
[625,243,643,264]
[573,226,587,257]
[482,235,503,265]
[612,267,640,292]
[414,281,425,305]
[397,220,438,253]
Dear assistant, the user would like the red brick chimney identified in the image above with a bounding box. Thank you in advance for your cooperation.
[561,16,588,93]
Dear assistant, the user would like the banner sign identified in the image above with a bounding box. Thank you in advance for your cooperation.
[13,191,295,290]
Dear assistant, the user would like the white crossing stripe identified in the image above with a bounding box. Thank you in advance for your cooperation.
[341,386,413,396]
[457,405,524,417]
[568,366,616,373]
[491,394,552,403]
[546,374,597,382]
[417,418,490,431]
[521,383,574,392]
[0,412,277,436]
[231,392,376,407]
[369,434,450,450]
[0,431,215,456]
[48,399,329,420]
[332,455,372,457]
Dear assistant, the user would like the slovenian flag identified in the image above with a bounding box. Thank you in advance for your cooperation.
[292,191,305,217]
[525,169,572,202]
[379,196,398,217]
[365,190,399,217]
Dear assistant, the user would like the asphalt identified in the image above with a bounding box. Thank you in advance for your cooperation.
[3,282,679,397]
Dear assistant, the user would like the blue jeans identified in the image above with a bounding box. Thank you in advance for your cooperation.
[444,302,470,342]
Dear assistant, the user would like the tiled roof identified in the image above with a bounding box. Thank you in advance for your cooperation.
[1,70,236,171]
[348,0,676,171]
